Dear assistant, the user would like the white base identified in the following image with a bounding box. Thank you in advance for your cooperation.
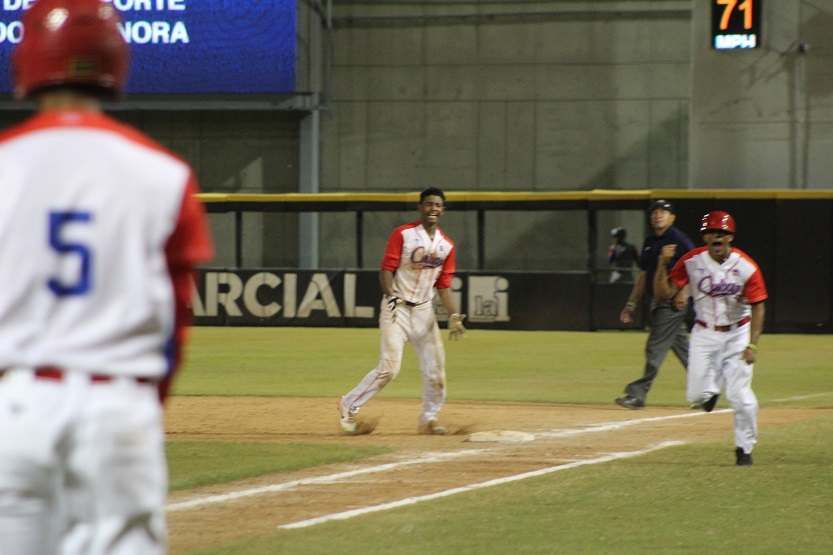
[468,430,536,443]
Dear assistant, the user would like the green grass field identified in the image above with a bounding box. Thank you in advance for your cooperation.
[171,327,833,554]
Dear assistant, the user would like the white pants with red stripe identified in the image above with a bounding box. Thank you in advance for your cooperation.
[687,326,758,454]
[343,297,446,427]
[0,369,166,555]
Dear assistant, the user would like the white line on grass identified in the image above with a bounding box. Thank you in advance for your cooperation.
[274,393,828,530]
[534,408,731,438]
[167,409,708,513]
[167,449,492,512]
[769,392,833,403]
[278,441,685,530]
[167,393,823,514]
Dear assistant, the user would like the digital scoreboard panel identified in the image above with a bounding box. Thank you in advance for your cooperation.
[712,0,762,50]
[0,0,297,95]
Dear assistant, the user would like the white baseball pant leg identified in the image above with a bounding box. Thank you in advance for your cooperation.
[409,302,447,426]
[722,333,758,454]
[687,328,758,453]
[342,297,408,412]
[0,372,70,555]
[0,371,167,555]
[60,377,168,555]
[686,328,722,406]
[342,300,446,426]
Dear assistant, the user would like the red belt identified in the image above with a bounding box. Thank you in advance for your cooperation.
[695,316,751,332]
[0,366,155,385]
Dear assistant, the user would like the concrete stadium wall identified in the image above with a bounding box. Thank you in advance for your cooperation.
[689,1,833,189]
[2,1,832,270]
[317,1,691,270]
[322,1,691,193]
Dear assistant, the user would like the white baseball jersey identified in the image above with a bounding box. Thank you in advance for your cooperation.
[382,221,456,303]
[0,110,213,378]
[669,246,768,325]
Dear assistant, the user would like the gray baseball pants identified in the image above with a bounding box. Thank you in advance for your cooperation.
[624,301,689,402]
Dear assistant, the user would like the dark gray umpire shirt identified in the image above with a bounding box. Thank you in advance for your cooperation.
[639,226,696,301]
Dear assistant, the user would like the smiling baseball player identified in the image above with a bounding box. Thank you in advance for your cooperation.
[0,2,213,553]
[654,211,767,466]
[338,187,465,435]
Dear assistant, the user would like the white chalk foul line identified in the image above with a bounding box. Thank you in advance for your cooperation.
[278,441,685,530]
[167,449,493,512]
[277,393,829,529]
[769,392,833,403]
[535,408,731,438]
[167,409,706,513]
[168,393,823,514]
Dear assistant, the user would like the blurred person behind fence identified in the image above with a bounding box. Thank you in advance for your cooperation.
[607,226,639,283]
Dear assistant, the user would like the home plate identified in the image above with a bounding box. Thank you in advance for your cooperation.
[468,430,536,443]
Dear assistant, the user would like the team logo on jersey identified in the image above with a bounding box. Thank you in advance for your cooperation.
[698,276,742,298]
[411,247,445,269]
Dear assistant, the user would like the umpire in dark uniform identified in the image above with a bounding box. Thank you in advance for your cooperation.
[615,200,695,409]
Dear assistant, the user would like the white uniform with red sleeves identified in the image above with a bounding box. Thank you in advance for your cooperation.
[0,111,213,555]
[669,246,768,454]
[342,221,455,426]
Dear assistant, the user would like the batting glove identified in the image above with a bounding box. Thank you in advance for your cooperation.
[448,313,467,340]
[386,296,403,323]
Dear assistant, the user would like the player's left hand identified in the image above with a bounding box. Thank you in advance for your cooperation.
[742,346,757,364]
[448,313,467,340]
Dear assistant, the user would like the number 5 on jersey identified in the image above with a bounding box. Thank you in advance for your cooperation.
[48,210,93,296]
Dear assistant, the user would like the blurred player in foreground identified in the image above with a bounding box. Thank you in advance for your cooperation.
[654,211,767,466]
[615,200,695,409]
[339,187,466,435]
[0,1,213,552]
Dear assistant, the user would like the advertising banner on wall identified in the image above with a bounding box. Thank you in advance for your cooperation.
[0,0,297,94]
[192,269,592,331]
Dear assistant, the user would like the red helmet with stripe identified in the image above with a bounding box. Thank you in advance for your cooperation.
[12,0,128,99]
[700,211,736,233]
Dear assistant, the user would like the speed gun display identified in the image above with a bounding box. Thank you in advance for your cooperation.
[712,0,762,50]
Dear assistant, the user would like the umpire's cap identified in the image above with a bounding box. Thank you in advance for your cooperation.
[649,199,675,214]
[610,227,626,238]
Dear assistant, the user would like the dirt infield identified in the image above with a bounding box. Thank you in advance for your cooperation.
[164,397,825,554]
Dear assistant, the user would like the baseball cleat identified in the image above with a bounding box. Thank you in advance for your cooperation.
[615,396,645,410]
[337,396,357,434]
[702,393,720,413]
[735,447,753,466]
[418,420,449,435]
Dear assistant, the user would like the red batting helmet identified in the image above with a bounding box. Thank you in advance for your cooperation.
[12,0,128,99]
[700,211,736,233]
